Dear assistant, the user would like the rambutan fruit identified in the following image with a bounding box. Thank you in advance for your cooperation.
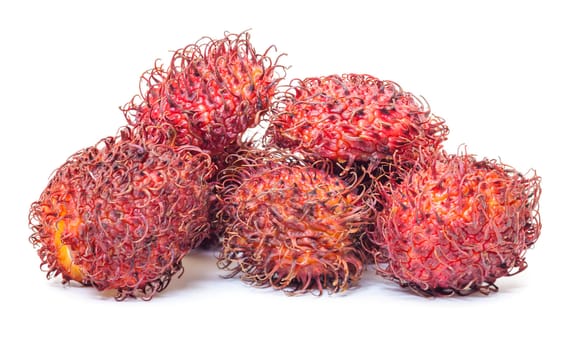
[370,149,541,296]
[28,130,214,300]
[216,149,372,295]
[122,31,286,161]
[266,73,448,169]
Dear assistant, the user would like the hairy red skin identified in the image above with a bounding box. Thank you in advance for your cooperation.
[29,130,214,300]
[216,150,372,295]
[266,74,448,167]
[370,150,541,296]
[122,31,285,159]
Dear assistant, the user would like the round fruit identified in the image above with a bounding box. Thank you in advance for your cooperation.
[216,150,372,295]
[266,73,448,167]
[28,130,214,300]
[123,31,286,159]
[370,149,541,296]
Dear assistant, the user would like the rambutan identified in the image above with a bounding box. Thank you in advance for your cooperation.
[122,31,286,161]
[370,149,541,296]
[28,130,214,300]
[216,150,372,295]
[266,74,448,168]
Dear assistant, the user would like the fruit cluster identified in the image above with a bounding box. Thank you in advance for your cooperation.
[29,31,541,300]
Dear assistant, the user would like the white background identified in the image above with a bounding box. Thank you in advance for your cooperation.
[1,1,572,348]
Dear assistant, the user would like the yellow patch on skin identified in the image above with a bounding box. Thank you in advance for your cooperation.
[54,218,84,282]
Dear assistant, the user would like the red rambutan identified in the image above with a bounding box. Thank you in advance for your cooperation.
[370,149,541,296]
[216,150,372,295]
[28,129,214,300]
[266,74,448,168]
[122,31,286,160]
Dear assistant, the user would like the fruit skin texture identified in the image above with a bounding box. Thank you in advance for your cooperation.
[28,131,214,300]
[122,31,285,160]
[370,150,541,296]
[216,150,371,295]
[266,74,448,167]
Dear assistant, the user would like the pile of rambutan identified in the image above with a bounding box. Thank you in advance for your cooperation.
[29,30,541,300]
